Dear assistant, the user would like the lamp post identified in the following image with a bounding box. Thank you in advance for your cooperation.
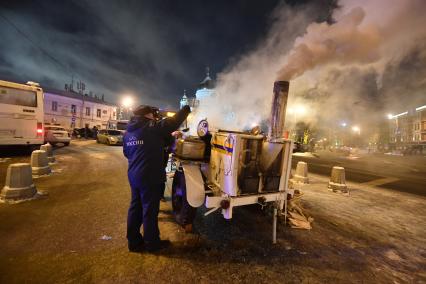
[338,121,347,146]
[288,105,307,142]
[387,113,398,150]
[121,96,134,120]
[351,125,361,147]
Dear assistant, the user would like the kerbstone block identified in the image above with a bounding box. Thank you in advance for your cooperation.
[31,150,51,176]
[1,163,37,201]
[40,143,55,163]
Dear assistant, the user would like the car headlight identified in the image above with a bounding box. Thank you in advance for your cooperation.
[110,136,117,141]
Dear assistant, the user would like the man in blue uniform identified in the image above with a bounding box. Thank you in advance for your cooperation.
[123,104,191,252]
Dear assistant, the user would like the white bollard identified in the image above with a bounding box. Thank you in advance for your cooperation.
[31,150,51,176]
[1,163,37,201]
[293,161,309,184]
[40,143,55,163]
[328,166,348,192]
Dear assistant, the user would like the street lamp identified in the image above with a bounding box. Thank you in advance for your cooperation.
[295,105,306,115]
[352,126,361,134]
[122,96,134,108]
[336,122,347,146]
[288,105,308,142]
[120,96,134,120]
[350,125,361,147]
[288,105,307,116]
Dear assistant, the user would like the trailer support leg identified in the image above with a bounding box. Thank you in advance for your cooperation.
[272,206,277,244]
[284,198,288,226]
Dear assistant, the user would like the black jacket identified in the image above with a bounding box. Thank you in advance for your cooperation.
[123,105,190,187]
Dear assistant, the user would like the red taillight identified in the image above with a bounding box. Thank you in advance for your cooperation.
[37,122,43,137]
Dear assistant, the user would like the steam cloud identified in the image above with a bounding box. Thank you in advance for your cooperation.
[277,7,381,81]
[190,0,426,138]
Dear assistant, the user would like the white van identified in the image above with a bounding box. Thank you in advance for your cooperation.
[0,80,44,146]
[106,119,129,131]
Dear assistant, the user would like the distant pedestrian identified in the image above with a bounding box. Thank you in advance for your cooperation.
[84,124,90,139]
[92,126,98,139]
[123,105,190,252]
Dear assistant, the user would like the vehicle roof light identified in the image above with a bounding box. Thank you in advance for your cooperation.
[26,81,40,86]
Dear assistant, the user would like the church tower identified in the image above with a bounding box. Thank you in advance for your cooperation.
[179,89,188,109]
[195,67,215,100]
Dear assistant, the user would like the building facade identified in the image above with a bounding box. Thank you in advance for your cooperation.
[388,104,426,150]
[43,88,117,130]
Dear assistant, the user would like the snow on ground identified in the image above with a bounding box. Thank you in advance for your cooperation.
[292,152,317,158]
[0,142,425,283]
[291,174,426,283]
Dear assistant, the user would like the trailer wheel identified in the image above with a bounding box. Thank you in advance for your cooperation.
[172,170,197,227]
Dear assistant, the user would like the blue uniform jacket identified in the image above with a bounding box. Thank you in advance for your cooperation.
[123,106,190,187]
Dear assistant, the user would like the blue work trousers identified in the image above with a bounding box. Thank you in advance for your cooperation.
[127,182,162,247]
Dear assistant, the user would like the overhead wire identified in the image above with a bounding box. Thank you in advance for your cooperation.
[0,11,75,79]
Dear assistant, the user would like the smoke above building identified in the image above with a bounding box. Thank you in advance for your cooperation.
[190,0,426,136]
[276,6,381,81]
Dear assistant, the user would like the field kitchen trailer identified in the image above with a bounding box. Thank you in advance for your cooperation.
[171,81,294,243]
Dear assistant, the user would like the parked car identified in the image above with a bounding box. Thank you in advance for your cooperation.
[97,129,123,145]
[72,127,95,139]
[72,128,83,138]
[44,126,71,146]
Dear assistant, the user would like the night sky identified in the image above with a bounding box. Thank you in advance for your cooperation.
[2,0,425,125]
[0,0,312,108]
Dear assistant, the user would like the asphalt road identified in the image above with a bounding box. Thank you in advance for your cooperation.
[0,141,425,283]
[292,151,426,196]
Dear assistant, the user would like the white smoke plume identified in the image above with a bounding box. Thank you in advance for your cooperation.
[189,4,318,133]
[277,6,381,81]
[189,0,426,137]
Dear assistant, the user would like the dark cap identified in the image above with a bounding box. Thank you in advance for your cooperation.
[133,105,157,116]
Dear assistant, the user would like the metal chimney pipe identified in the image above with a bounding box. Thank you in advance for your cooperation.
[268,81,289,140]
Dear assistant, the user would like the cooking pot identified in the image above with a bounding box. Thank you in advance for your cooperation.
[175,137,205,160]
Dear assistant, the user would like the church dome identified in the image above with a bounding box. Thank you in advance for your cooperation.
[198,67,215,90]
